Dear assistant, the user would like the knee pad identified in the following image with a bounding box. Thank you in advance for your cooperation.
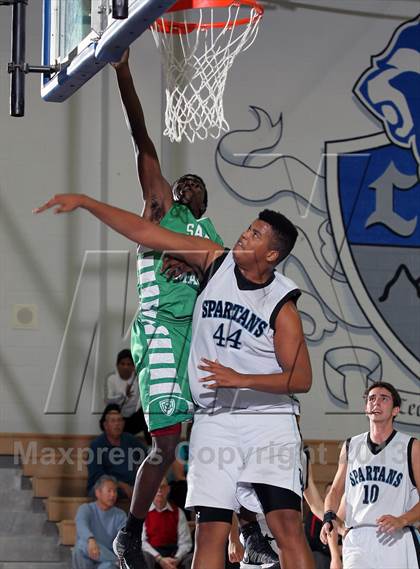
[252,483,301,513]
[195,506,233,524]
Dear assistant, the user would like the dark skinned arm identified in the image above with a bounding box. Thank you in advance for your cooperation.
[112,50,172,221]
[34,193,223,274]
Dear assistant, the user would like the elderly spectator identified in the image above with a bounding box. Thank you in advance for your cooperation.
[142,478,192,569]
[73,475,126,569]
[87,404,147,497]
[105,349,150,443]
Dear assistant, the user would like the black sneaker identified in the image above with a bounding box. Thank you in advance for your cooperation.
[241,523,280,568]
[113,527,147,569]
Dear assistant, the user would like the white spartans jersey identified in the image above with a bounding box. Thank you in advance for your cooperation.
[345,430,418,528]
[188,251,301,414]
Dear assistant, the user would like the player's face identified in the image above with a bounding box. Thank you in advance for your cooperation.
[117,356,135,380]
[173,178,206,218]
[233,220,276,267]
[365,387,399,423]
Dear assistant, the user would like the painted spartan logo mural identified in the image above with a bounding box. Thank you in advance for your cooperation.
[326,14,420,376]
[216,14,420,425]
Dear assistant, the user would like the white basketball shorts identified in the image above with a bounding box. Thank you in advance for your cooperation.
[185,410,303,513]
[343,525,420,569]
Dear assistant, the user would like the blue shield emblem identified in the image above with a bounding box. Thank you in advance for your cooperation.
[354,15,420,171]
[326,15,420,378]
[326,133,420,377]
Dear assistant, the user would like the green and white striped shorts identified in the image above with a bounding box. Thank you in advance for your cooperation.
[131,317,194,432]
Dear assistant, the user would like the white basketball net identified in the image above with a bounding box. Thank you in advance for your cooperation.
[151,3,262,143]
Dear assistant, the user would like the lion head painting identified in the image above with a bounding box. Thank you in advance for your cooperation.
[354,15,420,175]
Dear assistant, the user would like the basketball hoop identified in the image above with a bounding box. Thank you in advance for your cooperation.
[151,0,264,143]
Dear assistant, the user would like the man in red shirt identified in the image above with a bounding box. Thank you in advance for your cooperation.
[142,478,192,569]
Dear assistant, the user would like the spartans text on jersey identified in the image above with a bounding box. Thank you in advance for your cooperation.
[349,465,403,487]
[201,300,268,338]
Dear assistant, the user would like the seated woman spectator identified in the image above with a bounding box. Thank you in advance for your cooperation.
[73,475,126,569]
[87,404,147,498]
[105,348,151,443]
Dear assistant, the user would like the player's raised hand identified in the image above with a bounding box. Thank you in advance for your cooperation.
[110,48,129,70]
[33,194,85,215]
[198,358,244,388]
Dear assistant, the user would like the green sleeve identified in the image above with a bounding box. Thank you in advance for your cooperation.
[202,218,224,246]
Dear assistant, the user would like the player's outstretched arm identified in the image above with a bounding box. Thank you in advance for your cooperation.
[112,50,172,220]
[33,194,223,272]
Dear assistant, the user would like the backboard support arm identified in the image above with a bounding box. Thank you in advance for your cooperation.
[10,0,26,117]
[2,0,58,117]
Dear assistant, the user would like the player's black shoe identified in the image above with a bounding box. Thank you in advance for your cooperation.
[113,527,146,569]
[241,521,280,568]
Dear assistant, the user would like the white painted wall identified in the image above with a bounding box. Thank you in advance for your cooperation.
[0,0,418,438]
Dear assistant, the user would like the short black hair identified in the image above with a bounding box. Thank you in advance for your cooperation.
[174,173,208,213]
[364,381,402,408]
[258,209,298,262]
[99,403,121,431]
[116,348,133,365]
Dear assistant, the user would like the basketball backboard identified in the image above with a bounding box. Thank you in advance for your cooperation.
[41,0,177,102]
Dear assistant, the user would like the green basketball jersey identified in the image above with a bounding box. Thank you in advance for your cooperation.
[136,203,223,322]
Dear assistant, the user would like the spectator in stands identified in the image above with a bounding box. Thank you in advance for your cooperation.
[105,349,151,443]
[142,477,192,569]
[73,475,126,569]
[87,405,148,498]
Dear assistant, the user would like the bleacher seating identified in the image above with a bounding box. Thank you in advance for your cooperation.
[58,519,76,547]
[0,433,342,547]
[33,475,87,498]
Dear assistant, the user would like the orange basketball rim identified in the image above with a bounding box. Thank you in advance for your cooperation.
[154,0,264,34]
[151,0,264,143]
